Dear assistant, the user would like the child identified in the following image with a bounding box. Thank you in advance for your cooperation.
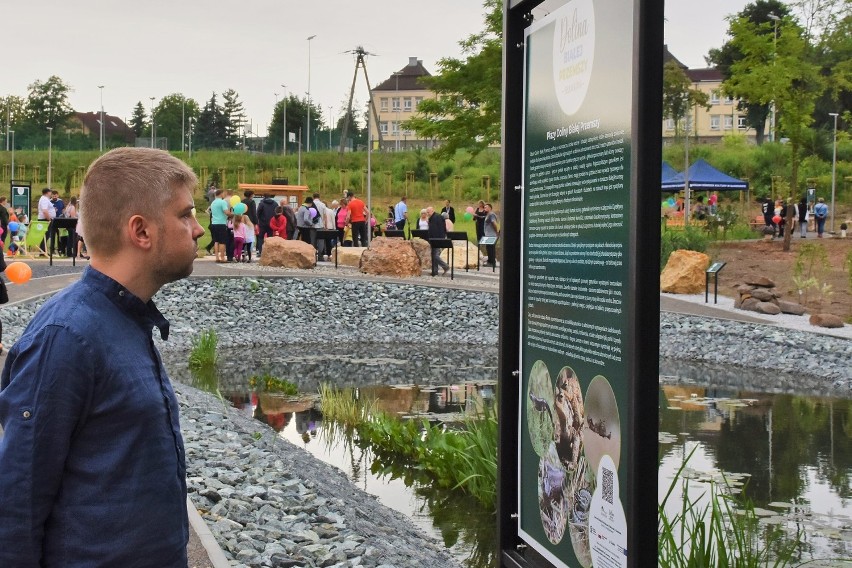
[242,215,255,262]
[270,206,288,239]
[232,214,248,262]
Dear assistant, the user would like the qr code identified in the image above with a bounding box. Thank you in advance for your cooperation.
[602,467,614,505]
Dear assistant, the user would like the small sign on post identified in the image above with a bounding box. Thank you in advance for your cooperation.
[706,261,727,304]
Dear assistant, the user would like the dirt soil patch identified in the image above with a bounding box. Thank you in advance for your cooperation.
[708,237,852,321]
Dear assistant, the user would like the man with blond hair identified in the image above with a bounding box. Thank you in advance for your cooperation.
[0,147,204,566]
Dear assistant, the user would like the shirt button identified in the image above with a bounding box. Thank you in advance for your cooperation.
[119,291,125,297]
[22,410,31,419]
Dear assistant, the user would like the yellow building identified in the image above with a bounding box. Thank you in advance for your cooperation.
[371,57,438,151]
[662,49,759,145]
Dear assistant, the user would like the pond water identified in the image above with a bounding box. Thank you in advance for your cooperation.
[164,348,852,567]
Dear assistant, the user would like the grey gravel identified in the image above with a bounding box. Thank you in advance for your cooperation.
[3,274,851,567]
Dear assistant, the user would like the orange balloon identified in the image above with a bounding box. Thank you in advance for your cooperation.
[6,261,32,284]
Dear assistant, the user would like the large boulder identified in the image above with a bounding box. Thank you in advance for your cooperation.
[809,313,845,329]
[331,247,367,268]
[660,250,710,294]
[410,238,431,270]
[360,237,422,278]
[258,237,316,269]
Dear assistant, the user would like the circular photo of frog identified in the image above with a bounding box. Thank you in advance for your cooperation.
[567,455,595,568]
[553,366,584,472]
[583,375,622,474]
[537,442,570,545]
[526,360,555,457]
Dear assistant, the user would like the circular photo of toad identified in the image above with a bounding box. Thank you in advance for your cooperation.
[526,360,555,457]
[583,375,622,474]
[553,366,584,472]
[567,455,595,568]
[537,442,570,545]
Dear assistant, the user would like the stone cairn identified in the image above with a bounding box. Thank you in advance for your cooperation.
[734,276,806,316]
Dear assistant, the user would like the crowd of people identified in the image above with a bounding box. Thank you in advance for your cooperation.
[203,186,502,267]
[761,195,829,238]
[1,188,84,259]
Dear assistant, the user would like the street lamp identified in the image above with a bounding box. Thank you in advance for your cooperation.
[281,84,287,156]
[829,112,839,233]
[5,106,9,151]
[328,105,333,150]
[394,71,402,151]
[181,98,185,153]
[47,127,53,188]
[188,117,193,159]
[306,35,316,153]
[768,13,780,143]
[9,131,14,183]
[149,97,155,148]
[98,85,105,152]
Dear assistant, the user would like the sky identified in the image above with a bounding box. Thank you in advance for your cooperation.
[5,0,750,135]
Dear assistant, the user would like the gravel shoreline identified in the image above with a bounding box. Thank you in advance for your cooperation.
[2,274,850,567]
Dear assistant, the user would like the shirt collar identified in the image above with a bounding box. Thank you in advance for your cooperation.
[82,266,170,340]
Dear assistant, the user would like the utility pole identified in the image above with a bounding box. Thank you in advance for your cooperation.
[339,46,384,155]
[149,97,155,148]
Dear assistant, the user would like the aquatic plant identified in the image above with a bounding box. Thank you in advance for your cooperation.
[248,374,299,395]
[320,385,497,508]
[188,329,218,370]
[659,447,799,568]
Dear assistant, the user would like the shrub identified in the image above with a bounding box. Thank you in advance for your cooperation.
[661,226,709,271]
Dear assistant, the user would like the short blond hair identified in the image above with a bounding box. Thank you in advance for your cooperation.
[80,148,197,255]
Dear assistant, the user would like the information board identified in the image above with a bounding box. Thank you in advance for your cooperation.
[518,1,634,566]
[10,183,31,219]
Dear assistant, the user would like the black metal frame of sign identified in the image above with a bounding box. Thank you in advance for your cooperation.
[48,218,78,267]
[705,262,727,304]
[429,238,454,280]
[315,229,339,268]
[478,236,498,272]
[447,231,469,271]
[498,1,663,567]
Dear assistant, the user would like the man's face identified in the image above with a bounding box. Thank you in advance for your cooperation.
[485,205,492,213]
[152,186,205,285]
[51,193,58,201]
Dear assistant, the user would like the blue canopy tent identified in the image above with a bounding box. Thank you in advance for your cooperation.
[661,161,680,186]
[661,158,749,192]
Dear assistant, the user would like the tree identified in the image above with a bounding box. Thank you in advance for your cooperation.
[194,93,227,149]
[708,0,791,144]
[662,61,710,138]
[130,101,147,137]
[267,95,323,153]
[725,14,823,251]
[221,89,244,148]
[26,75,75,130]
[404,0,502,158]
[153,94,199,151]
[0,95,27,134]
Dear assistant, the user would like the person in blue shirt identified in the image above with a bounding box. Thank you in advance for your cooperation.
[0,147,205,567]
[393,195,408,231]
[813,197,828,238]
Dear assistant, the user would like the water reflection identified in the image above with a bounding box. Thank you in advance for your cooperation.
[168,345,852,566]
[660,384,852,562]
[164,343,499,568]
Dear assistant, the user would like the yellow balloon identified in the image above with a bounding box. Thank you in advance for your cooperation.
[229,195,240,207]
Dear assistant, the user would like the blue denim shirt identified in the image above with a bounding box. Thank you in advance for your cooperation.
[0,267,188,567]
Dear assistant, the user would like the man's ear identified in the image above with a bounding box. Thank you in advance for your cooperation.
[126,214,154,251]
